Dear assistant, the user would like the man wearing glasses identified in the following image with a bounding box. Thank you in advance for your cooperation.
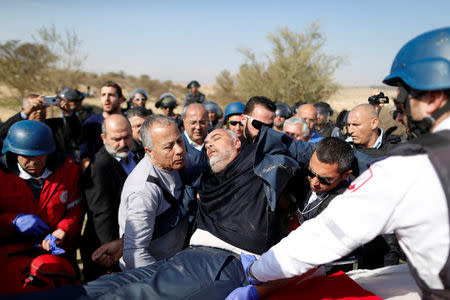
[181,103,209,166]
[297,137,353,226]
[296,103,323,143]
[223,102,245,138]
[240,96,276,145]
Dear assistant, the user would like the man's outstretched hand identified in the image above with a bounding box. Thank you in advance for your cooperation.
[92,238,124,268]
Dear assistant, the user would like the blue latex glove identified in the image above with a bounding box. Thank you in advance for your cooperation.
[240,252,262,285]
[225,285,259,300]
[44,234,65,255]
[13,213,50,236]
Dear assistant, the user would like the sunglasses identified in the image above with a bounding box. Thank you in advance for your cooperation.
[244,115,274,129]
[306,167,336,186]
[134,98,146,101]
[228,121,243,126]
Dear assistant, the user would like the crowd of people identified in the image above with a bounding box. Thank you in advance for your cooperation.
[0,27,449,299]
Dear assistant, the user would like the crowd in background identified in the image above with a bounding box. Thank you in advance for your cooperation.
[0,27,449,300]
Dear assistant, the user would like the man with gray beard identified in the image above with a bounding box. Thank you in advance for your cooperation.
[80,114,138,281]
[31,128,296,299]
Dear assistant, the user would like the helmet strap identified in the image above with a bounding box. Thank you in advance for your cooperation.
[405,96,435,139]
[398,85,450,138]
[431,100,450,122]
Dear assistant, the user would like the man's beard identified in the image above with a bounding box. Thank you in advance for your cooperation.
[244,119,259,143]
[274,122,284,130]
[104,102,119,114]
[105,143,132,159]
[209,148,233,173]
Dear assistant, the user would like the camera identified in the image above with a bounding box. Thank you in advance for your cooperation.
[368,92,389,105]
[43,96,59,106]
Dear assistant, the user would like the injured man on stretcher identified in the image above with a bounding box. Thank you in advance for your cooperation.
[17,126,316,299]
[16,125,377,299]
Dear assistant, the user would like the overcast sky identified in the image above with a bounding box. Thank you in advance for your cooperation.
[1,0,449,87]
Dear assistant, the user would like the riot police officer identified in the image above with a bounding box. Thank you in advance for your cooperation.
[155,92,182,130]
[184,80,206,107]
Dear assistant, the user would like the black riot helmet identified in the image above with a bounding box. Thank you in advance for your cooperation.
[275,103,292,118]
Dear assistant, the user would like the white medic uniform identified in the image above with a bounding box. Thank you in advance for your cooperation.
[252,117,450,290]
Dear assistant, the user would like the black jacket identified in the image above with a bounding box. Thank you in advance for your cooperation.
[80,146,138,280]
[350,127,403,158]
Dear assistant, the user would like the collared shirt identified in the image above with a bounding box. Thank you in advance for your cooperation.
[372,128,384,149]
[114,152,137,175]
[17,163,53,180]
[346,128,384,149]
[298,191,328,225]
[183,131,203,151]
[17,163,53,201]
[20,111,28,119]
[118,154,183,270]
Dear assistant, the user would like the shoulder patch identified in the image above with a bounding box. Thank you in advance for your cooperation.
[347,167,373,192]
[60,190,69,204]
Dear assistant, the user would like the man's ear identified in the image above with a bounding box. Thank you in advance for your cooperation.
[144,147,152,156]
[426,90,446,115]
[342,169,353,181]
[371,117,379,130]
[101,133,105,144]
[233,138,241,151]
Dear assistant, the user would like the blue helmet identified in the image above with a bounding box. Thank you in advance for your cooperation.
[2,120,56,156]
[224,102,245,120]
[383,27,450,90]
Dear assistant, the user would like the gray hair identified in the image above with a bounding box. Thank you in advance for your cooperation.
[206,128,239,143]
[283,117,310,139]
[181,103,207,120]
[224,128,238,141]
[140,115,176,150]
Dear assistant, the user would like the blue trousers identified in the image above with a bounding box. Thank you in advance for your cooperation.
[11,246,248,300]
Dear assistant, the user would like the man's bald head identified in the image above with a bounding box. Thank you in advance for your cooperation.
[297,104,317,132]
[350,104,378,119]
[101,114,133,158]
[182,103,209,145]
[102,114,131,136]
[347,104,380,148]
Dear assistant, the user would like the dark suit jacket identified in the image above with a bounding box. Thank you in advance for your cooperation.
[82,146,136,247]
[182,131,207,168]
[0,112,81,157]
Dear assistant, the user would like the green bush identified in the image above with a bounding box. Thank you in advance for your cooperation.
[215,23,344,105]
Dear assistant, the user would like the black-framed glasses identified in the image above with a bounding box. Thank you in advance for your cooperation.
[306,167,337,186]
[244,115,274,129]
[228,120,243,126]
[134,98,146,101]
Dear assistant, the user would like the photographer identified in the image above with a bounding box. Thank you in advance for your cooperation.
[0,93,81,158]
